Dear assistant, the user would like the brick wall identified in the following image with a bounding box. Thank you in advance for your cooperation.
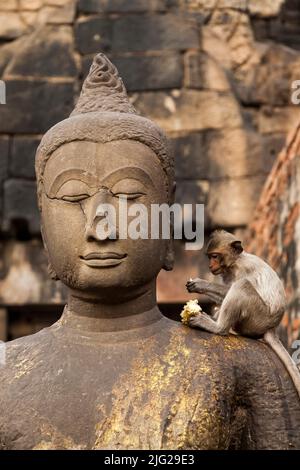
[0,0,300,309]
[247,123,300,347]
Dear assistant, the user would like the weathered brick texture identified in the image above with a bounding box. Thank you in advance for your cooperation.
[247,123,300,346]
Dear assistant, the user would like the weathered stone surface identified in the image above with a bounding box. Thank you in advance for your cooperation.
[19,0,43,9]
[76,14,199,54]
[133,90,242,132]
[185,51,230,91]
[258,106,300,135]
[262,133,285,174]
[0,13,26,39]
[0,239,67,305]
[75,17,113,55]
[37,1,76,25]
[10,136,41,179]
[173,128,277,181]
[0,41,20,76]
[183,0,247,9]
[0,136,9,184]
[83,53,183,91]
[248,0,285,18]
[238,44,300,106]
[172,132,210,179]
[20,11,38,27]
[113,14,200,52]
[78,0,168,13]
[0,80,74,133]
[207,174,267,227]
[0,0,18,10]
[175,179,209,206]
[201,27,232,71]
[5,26,77,78]
[3,179,40,235]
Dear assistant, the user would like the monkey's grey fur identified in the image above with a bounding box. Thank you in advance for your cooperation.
[187,230,300,400]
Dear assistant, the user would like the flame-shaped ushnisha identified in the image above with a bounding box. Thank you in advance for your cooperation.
[71,54,137,116]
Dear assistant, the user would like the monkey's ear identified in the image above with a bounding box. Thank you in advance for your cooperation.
[230,240,243,254]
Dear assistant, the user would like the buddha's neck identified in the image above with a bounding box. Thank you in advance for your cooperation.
[61,282,164,333]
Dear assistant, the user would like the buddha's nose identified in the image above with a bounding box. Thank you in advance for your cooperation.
[82,189,117,242]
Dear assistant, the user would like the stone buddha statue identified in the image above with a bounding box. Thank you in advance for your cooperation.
[0,54,299,450]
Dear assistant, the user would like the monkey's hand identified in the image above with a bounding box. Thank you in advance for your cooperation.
[188,312,210,329]
[186,278,209,294]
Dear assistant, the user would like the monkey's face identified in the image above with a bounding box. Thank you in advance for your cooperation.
[208,253,224,275]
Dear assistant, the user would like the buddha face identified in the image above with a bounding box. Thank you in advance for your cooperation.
[41,140,172,299]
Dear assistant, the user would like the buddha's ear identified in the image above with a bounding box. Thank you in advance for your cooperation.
[41,223,59,281]
[163,239,175,271]
[171,181,176,204]
[163,181,176,271]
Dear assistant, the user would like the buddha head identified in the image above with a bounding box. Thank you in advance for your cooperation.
[35,53,175,302]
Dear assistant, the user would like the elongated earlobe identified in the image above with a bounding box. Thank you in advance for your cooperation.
[163,239,175,271]
[47,262,59,281]
[41,223,59,281]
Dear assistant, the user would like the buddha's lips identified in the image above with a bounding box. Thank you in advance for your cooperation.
[80,252,127,268]
[81,252,127,260]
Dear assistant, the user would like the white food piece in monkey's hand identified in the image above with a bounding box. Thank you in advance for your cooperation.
[180,299,203,325]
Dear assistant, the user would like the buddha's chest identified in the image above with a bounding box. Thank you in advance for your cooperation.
[1,358,236,450]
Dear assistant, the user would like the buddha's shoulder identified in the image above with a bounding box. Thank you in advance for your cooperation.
[164,319,285,374]
[167,319,263,354]
[0,326,57,384]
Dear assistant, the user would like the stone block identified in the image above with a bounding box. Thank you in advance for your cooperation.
[0,12,26,39]
[82,53,183,91]
[19,0,43,9]
[78,0,168,13]
[10,136,41,179]
[5,26,77,78]
[113,14,199,52]
[0,239,67,305]
[0,80,74,134]
[248,0,285,18]
[37,1,76,25]
[258,106,300,135]
[175,179,209,206]
[207,175,267,227]
[172,132,210,179]
[3,179,40,235]
[173,128,271,181]
[133,90,242,132]
[75,17,113,55]
[204,128,264,179]
[185,51,230,91]
[0,0,18,10]
[242,44,300,106]
[77,14,199,55]
[0,136,9,184]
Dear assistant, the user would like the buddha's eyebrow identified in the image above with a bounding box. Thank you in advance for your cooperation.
[48,169,98,195]
[102,167,156,189]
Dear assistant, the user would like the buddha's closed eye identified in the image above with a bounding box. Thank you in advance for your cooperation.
[55,180,91,202]
[111,178,146,200]
[53,178,147,203]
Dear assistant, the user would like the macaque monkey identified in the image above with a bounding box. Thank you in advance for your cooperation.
[186,229,300,399]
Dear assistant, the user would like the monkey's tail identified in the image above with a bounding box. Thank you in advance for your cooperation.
[264,329,300,401]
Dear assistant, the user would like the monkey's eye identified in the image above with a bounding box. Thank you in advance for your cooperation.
[210,254,219,259]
